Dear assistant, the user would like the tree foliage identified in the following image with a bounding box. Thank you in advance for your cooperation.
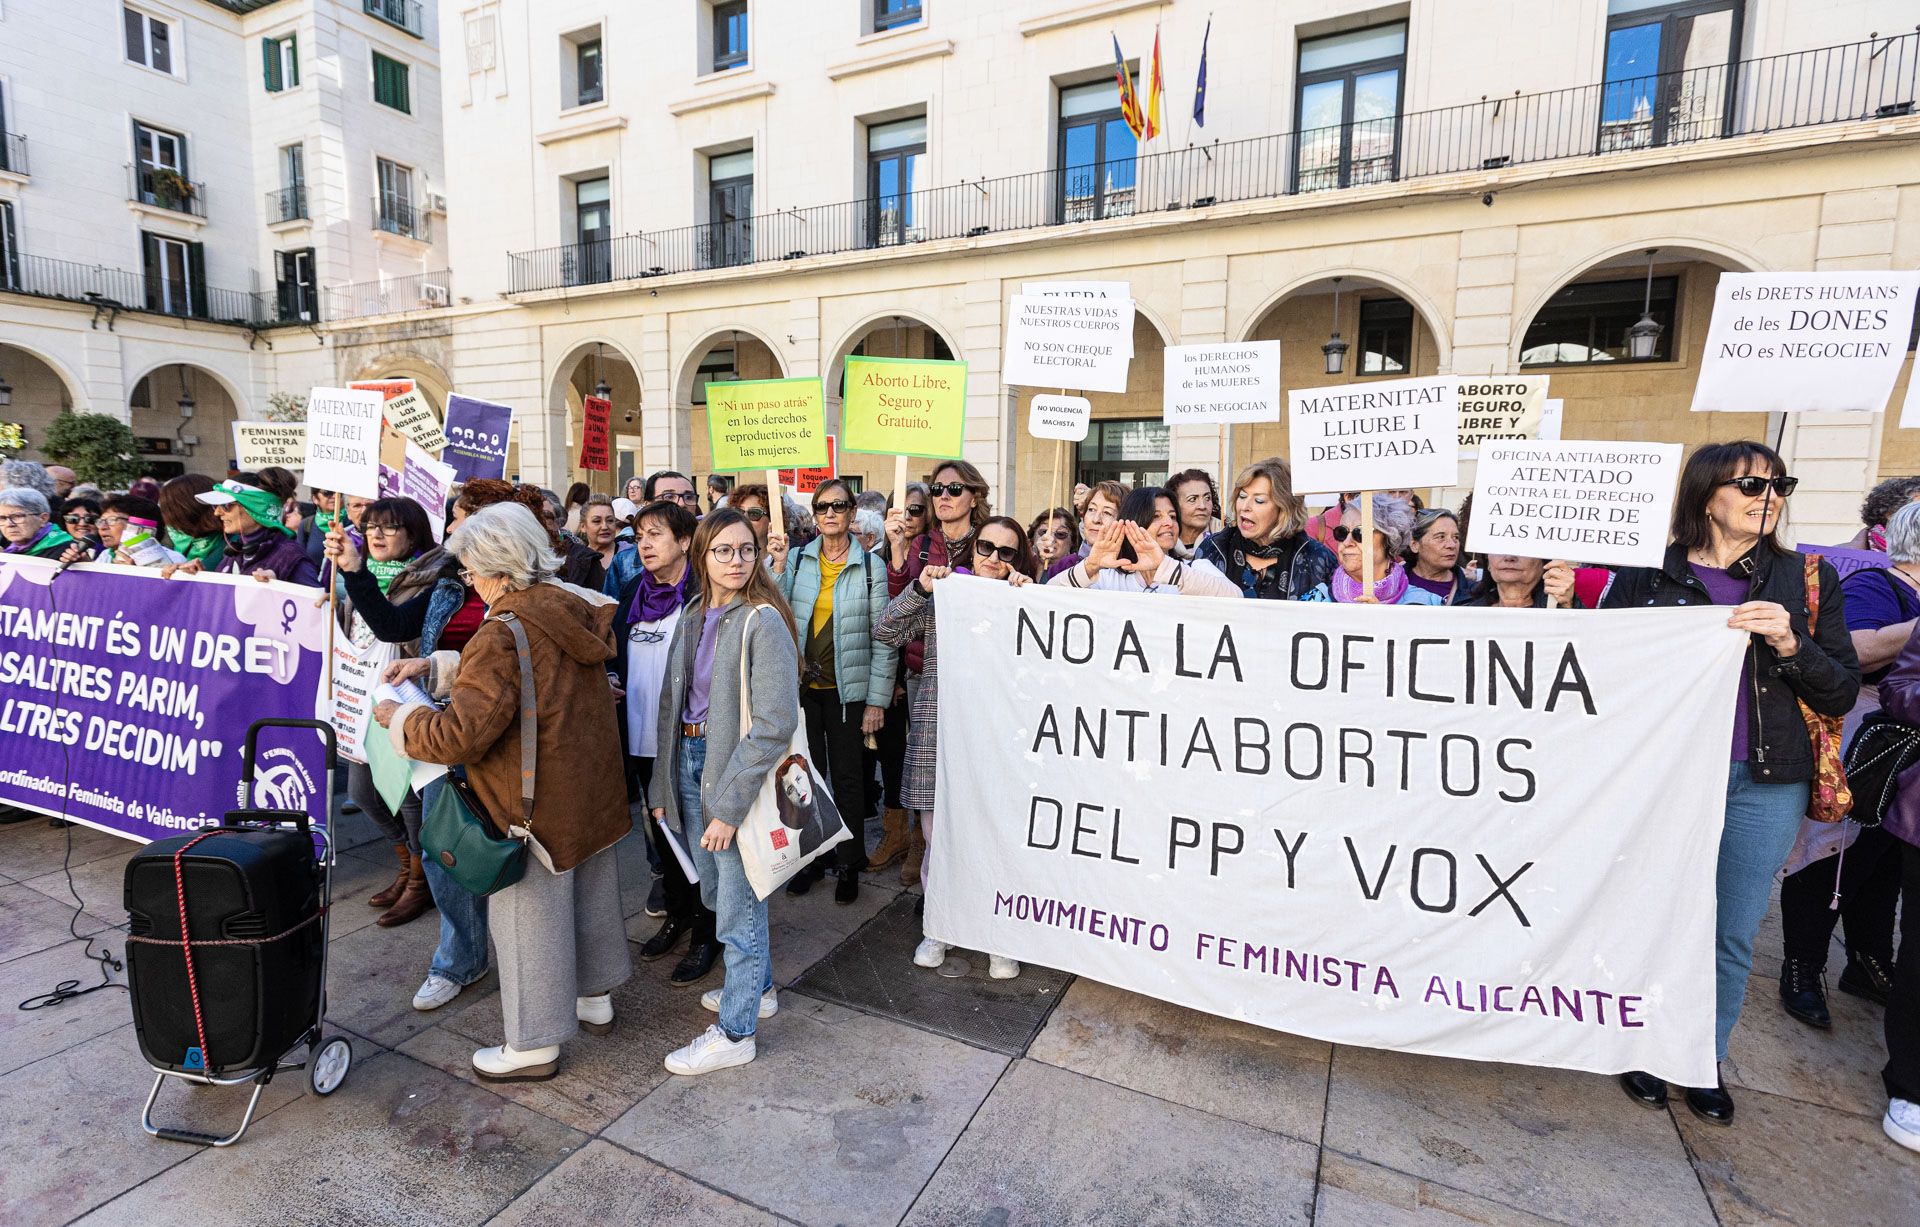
[39,411,142,489]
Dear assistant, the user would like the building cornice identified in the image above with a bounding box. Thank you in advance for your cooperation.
[667,80,776,117]
[825,38,956,81]
[1019,0,1162,38]
[535,110,630,145]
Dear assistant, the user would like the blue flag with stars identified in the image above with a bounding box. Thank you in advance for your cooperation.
[1193,18,1211,126]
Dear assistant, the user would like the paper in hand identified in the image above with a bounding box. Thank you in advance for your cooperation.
[656,815,700,884]
[376,679,436,709]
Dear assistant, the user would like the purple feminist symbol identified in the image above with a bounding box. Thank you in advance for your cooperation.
[280,599,297,633]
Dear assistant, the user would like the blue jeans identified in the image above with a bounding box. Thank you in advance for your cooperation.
[1715,761,1810,1062]
[678,736,771,1040]
[419,774,491,986]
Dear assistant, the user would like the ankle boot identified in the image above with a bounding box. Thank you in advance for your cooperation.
[867,808,911,871]
[376,852,435,927]
[367,843,410,909]
[901,821,926,888]
[1839,952,1894,1005]
[1778,957,1831,1029]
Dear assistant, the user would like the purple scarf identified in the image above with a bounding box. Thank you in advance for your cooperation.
[1332,561,1411,604]
[629,564,692,625]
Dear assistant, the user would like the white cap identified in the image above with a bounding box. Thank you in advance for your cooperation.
[611,497,638,519]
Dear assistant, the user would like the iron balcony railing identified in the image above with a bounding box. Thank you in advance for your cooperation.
[266,185,307,223]
[130,165,207,218]
[325,269,453,321]
[1,251,267,326]
[0,131,25,176]
[510,32,1920,293]
[374,193,430,241]
[364,0,423,38]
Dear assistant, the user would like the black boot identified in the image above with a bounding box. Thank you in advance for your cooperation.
[1617,1070,1668,1109]
[639,915,692,961]
[785,860,827,897]
[671,939,721,985]
[1778,957,1832,1029]
[1685,1081,1735,1126]
[1839,952,1894,1005]
[834,866,859,905]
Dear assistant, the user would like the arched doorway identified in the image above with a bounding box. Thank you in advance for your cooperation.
[547,341,641,495]
[824,314,958,497]
[674,328,787,490]
[0,344,80,466]
[129,363,243,480]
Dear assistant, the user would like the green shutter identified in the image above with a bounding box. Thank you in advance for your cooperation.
[287,35,299,87]
[140,232,162,311]
[262,37,279,91]
[374,52,410,113]
[186,241,207,318]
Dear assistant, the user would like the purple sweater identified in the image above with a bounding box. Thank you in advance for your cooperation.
[219,527,321,587]
[1874,626,1920,849]
[1691,563,1752,762]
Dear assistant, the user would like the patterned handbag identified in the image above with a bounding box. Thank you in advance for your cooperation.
[1797,555,1852,823]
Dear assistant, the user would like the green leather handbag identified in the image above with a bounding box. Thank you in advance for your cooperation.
[420,612,539,896]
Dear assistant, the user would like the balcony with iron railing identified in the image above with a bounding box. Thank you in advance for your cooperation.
[266,185,308,224]
[130,165,206,218]
[0,131,26,177]
[510,32,1920,294]
[364,0,423,38]
[325,270,454,321]
[374,193,430,242]
[1,251,267,326]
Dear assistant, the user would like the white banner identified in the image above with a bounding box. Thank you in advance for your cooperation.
[1288,375,1460,494]
[1002,294,1135,393]
[1901,368,1920,430]
[1691,271,1920,414]
[1163,342,1281,425]
[302,386,385,498]
[1467,441,1682,568]
[1456,375,1550,457]
[1028,394,1092,442]
[929,577,1741,1085]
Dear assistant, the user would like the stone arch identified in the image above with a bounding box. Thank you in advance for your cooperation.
[124,360,250,480]
[348,350,454,411]
[672,324,790,410]
[545,337,645,494]
[1509,237,1767,367]
[821,309,965,396]
[1234,267,1453,371]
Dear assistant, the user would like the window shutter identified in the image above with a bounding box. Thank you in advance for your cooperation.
[1,204,18,290]
[186,241,207,318]
[262,37,280,91]
[141,232,162,311]
[274,250,292,320]
[287,35,299,87]
[396,62,410,113]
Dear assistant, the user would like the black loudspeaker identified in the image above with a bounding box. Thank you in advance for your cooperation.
[124,825,322,1077]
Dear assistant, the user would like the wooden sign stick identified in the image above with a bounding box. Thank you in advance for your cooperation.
[766,468,785,540]
[1360,491,1376,596]
[893,454,910,511]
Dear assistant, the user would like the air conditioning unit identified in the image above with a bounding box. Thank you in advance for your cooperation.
[427,193,449,214]
[420,283,451,306]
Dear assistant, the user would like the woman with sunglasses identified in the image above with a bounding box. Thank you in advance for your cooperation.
[1406,509,1474,605]
[728,483,775,552]
[1027,508,1080,573]
[1051,488,1238,597]
[54,496,104,558]
[1603,441,1860,1127]
[1195,458,1336,601]
[1324,496,1442,605]
[876,514,1036,980]
[768,478,897,903]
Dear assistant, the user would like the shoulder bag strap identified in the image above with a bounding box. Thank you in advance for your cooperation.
[1802,553,1821,636]
[735,604,756,740]
[494,611,537,826]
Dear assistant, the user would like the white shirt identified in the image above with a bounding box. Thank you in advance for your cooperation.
[623,614,678,757]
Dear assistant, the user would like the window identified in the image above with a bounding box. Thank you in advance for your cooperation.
[140,231,204,317]
[0,85,15,175]
[1358,298,1414,375]
[0,202,18,291]
[707,149,753,268]
[1057,79,1137,224]
[372,52,411,113]
[1521,276,1679,366]
[262,33,299,91]
[1076,420,1169,491]
[712,1,748,71]
[376,157,420,237]
[123,7,173,74]
[691,349,736,405]
[874,0,921,33]
[1601,1,1741,151]
[272,144,306,222]
[275,248,317,321]
[570,176,610,285]
[131,122,194,213]
[1294,22,1405,191]
[867,116,925,246]
[577,38,603,105]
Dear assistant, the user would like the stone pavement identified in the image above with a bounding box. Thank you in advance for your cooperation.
[0,807,1912,1227]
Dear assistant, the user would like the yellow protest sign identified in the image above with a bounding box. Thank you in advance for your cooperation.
[705,378,829,472]
[841,356,967,459]
[381,389,448,453]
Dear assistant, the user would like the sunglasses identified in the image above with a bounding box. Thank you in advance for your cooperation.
[930,483,971,499]
[813,499,853,515]
[64,513,99,526]
[629,626,667,644]
[905,504,927,517]
[739,507,768,521]
[1719,476,1798,498]
[974,540,1021,564]
[1330,526,1374,543]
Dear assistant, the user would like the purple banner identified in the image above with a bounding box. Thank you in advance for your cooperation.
[443,394,513,483]
[0,558,330,843]
[1798,542,1884,581]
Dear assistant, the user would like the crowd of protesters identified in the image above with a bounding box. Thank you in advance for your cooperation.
[1,446,1914,1154]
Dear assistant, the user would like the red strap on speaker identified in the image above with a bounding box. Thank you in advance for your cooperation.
[171,831,222,1075]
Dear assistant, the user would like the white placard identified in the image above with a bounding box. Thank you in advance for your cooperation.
[929,576,1742,1086]
[1457,375,1550,457]
[1539,398,1565,441]
[1466,440,1682,568]
[1021,281,1134,356]
[232,421,307,471]
[1691,271,1920,414]
[381,389,449,454]
[1287,376,1460,494]
[328,642,375,765]
[1163,342,1281,425]
[1002,294,1136,394]
[302,386,385,498]
[1027,394,1093,442]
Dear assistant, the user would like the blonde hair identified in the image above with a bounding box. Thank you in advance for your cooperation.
[1229,457,1308,544]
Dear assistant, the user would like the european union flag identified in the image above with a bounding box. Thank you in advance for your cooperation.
[1193,18,1211,126]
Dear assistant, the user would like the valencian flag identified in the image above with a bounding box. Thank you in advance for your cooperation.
[1110,33,1147,138]
[1144,26,1164,140]
[1193,18,1211,126]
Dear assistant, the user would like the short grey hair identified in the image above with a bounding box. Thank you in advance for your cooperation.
[445,503,561,591]
[1343,494,1419,558]
[1,460,55,499]
[1863,476,1920,531]
[855,490,888,515]
[0,487,51,517]
[853,508,884,541]
[1886,501,1920,565]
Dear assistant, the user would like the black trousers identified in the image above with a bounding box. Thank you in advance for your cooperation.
[802,689,868,872]
[1779,824,1904,966]
[1884,839,1920,1102]
[866,685,909,816]
[628,754,714,943]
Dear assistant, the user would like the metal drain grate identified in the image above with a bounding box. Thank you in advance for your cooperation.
[792,892,1072,1056]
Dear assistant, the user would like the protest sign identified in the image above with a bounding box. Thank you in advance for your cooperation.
[777,435,838,495]
[0,559,329,841]
[1456,375,1550,456]
[841,357,967,459]
[328,640,376,765]
[1691,271,1920,413]
[1540,398,1564,441]
[400,443,456,541]
[1287,376,1459,494]
[929,577,1743,1085]
[381,389,448,454]
[1466,441,1681,568]
[1798,542,1885,582]
[580,395,612,472]
[704,378,828,472]
[1902,367,1920,429]
[443,394,514,482]
[1028,394,1092,442]
[1021,281,1134,356]
[1164,342,1281,425]
[349,379,415,401]
[232,422,306,471]
[1002,294,1134,394]
[303,386,384,498]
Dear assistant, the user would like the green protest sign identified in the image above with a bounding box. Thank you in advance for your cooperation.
[841,356,967,459]
[704,377,829,472]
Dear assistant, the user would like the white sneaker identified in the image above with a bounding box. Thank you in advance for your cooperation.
[913,938,948,968]
[701,986,778,1019]
[412,974,462,1011]
[472,1043,560,1082]
[1887,1098,1920,1153]
[665,1024,756,1075]
[988,955,1021,980]
[577,993,614,1035]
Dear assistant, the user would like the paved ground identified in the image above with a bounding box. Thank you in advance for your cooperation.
[0,803,1912,1226]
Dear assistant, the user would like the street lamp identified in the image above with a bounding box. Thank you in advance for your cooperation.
[1627,249,1663,361]
[593,342,611,400]
[1321,277,1349,375]
[177,367,196,418]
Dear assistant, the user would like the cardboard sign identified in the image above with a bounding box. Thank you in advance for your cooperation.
[302,386,385,498]
[399,443,456,542]
[1164,342,1281,425]
[841,357,968,459]
[1021,281,1134,356]
[705,378,828,472]
[777,435,838,496]
[1287,376,1460,495]
[232,422,307,471]
[1691,271,1920,413]
[349,379,415,400]
[1028,394,1093,442]
[1001,294,1135,394]
[443,394,514,483]
[381,389,448,454]
[581,395,611,472]
[1467,441,1682,568]
[1456,375,1550,456]
[328,641,375,766]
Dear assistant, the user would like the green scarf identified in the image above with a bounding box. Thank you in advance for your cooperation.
[313,509,337,535]
[168,528,225,568]
[365,556,409,594]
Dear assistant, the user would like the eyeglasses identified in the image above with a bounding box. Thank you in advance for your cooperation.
[974,540,1022,564]
[812,499,853,515]
[738,507,768,522]
[1719,475,1799,498]
[905,504,927,517]
[99,514,129,530]
[458,568,476,584]
[64,513,99,526]
[0,514,38,527]
[629,626,667,644]
[661,491,699,505]
[930,483,971,499]
[363,522,404,535]
[1330,526,1374,543]
[710,543,759,563]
